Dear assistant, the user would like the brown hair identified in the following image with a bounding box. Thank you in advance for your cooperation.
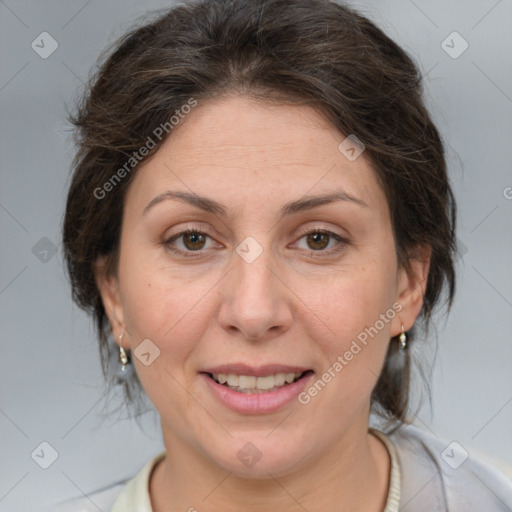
[62,0,457,426]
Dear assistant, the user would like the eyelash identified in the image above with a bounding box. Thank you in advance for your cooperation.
[163,227,350,259]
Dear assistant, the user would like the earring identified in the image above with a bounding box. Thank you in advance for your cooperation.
[118,333,130,371]
[398,324,407,350]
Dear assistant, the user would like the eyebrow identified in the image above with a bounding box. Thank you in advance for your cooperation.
[143,189,369,218]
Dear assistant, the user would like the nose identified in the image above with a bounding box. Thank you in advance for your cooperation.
[217,244,293,342]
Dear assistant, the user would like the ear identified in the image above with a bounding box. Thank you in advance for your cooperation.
[391,244,431,337]
[94,255,128,349]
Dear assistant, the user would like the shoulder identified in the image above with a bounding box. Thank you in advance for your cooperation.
[48,451,165,512]
[47,482,128,512]
[386,423,512,512]
[109,451,165,512]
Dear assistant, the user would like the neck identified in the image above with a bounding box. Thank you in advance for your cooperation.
[150,419,390,512]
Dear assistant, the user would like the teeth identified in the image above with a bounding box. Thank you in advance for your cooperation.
[211,372,304,392]
[256,375,275,390]
[274,373,286,386]
[285,373,296,384]
[226,374,238,386]
[238,375,256,388]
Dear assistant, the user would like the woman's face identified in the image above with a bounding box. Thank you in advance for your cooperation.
[98,95,428,477]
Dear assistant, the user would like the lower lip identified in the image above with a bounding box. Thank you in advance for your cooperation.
[201,372,314,414]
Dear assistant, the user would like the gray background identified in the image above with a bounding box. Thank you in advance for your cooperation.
[1,0,511,510]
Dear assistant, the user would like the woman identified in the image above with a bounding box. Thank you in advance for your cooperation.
[59,0,512,510]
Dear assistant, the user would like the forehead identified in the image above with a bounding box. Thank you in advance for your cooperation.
[125,95,385,215]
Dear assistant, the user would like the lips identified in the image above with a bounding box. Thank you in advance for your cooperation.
[201,368,315,414]
[199,363,315,412]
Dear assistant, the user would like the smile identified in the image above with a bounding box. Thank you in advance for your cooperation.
[201,369,315,414]
[209,371,308,393]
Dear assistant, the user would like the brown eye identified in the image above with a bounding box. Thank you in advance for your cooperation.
[181,231,207,251]
[164,230,215,257]
[294,229,350,257]
[306,232,330,250]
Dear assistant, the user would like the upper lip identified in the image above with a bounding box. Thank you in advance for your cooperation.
[201,363,312,377]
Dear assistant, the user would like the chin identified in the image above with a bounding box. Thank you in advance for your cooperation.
[203,432,310,479]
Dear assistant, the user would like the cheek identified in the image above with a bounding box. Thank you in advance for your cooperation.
[293,257,397,410]
[297,258,397,351]
[118,255,216,417]
[118,249,213,357]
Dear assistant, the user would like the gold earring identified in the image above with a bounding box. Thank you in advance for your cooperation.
[399,324,407,350]
[118,333,129,371]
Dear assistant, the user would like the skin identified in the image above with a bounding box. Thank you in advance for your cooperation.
[96,95,430,512]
